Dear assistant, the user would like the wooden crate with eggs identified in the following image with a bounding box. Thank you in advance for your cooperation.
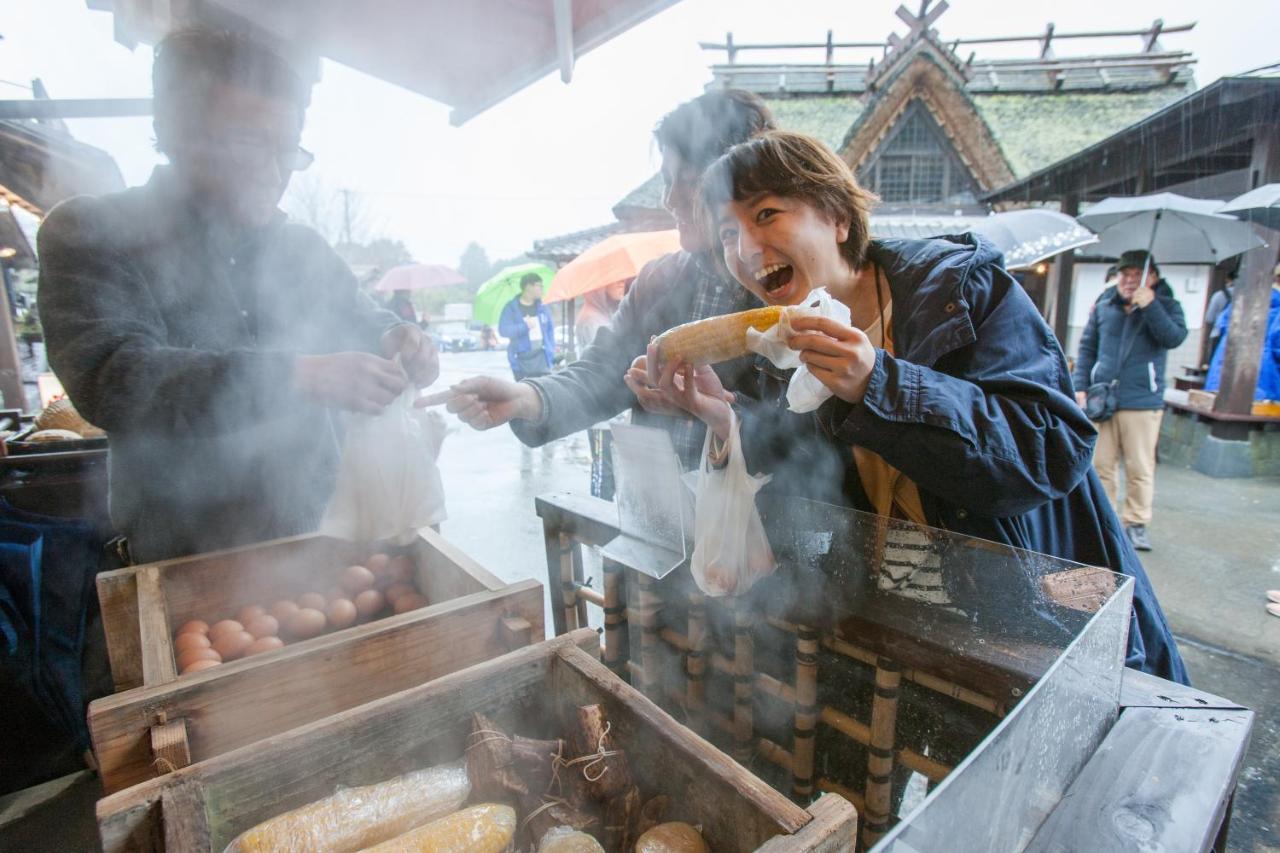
[88,527,543,795]
[96,630,856,853]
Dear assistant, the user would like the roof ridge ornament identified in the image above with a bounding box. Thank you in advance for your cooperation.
[867,1,965,89]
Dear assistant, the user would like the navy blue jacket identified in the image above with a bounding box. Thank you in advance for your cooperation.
[500,297,555,375]
[1071,280,1188,410]
[737,235,1187,684]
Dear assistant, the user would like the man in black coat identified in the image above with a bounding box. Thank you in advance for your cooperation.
[1072,250,1187,551]
[39,30,437,563]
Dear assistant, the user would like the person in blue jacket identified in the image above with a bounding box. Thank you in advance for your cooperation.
[1204,262,1280,405]
[631,130,1187,684]
[500,273,555,379]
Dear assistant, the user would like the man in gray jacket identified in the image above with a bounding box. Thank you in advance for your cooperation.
[39,30,436,562]
[1073,250,1187,551]
[434,91,774,471]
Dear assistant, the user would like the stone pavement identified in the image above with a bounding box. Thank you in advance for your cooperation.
[1136,464,1280,851]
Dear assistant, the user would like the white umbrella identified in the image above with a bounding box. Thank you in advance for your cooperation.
[1079,193,1265,275]
[969,209,1098,270]
[1218,183,1280,231]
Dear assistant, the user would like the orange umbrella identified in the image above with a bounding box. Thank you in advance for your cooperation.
[543,230,681,303]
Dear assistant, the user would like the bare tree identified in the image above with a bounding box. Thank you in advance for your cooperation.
[283,172,377,246]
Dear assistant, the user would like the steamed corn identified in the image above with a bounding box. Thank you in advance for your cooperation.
[358,804,516,852]
[653,306,784,368]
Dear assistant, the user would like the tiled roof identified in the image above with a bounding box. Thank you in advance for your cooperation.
[972,88,1194,179]
[529,221,630,264]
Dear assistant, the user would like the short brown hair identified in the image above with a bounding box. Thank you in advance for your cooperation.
[700,131,878,269]
[654,90,776,172]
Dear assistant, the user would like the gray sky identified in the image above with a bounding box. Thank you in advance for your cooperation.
[3,0,1277,265]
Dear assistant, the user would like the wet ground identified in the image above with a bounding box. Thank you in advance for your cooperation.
[2,350,1277,849]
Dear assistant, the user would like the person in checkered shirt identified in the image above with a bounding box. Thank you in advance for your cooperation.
[433,90,773,472]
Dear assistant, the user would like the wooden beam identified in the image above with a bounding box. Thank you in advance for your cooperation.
[0,98,153,120]
[1212,129,1280,429]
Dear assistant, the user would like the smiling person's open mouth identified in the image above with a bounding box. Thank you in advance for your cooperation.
[755,263,794,295]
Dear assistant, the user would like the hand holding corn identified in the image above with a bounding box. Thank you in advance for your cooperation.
[624,341,736,441]
[786,315,877,405]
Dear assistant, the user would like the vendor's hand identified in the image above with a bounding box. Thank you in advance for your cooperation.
[787,315,877,404]
[1131,282,1156,309]
[294,352,407,414]
[416,376,542,430]
[1075,390,1088,407]
[624,343,735,439]
[381,324,440,388]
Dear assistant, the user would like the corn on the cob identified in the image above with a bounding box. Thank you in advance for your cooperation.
[653,306,783,368]
[223,762,470,853]
[359,804,516,853]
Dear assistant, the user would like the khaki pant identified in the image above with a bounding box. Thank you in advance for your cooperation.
[1092,409,1164,526]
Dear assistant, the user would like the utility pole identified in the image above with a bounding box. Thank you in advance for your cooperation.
[341,189,352,246]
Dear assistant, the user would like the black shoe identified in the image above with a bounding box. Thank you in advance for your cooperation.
[1126,524,1152,551]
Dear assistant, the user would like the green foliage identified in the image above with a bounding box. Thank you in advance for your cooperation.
[458,242,492,286]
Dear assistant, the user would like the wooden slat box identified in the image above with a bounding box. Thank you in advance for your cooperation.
[96,630,856,853]
[89,528,543,795]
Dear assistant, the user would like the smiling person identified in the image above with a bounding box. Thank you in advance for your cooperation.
[39,29,437,563]
[632,131,1186,684]
[430,90,773,471]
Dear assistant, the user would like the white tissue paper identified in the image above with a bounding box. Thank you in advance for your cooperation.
[745,288,852,413]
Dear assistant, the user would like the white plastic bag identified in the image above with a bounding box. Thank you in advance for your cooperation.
[745,287,852,413]
[683,410,775,597]
[319,387,447,545]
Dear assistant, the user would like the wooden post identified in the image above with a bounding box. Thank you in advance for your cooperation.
[636,572,660,701]
[602,558,628,681]
[0,264,26,410]
[792,624,819,801]
[1212,129,1279,433]
[556,533,580,633]
[686,591,707,734]
[1050,194,1079,345]
[863,657,902,847]
[732,604,755,762]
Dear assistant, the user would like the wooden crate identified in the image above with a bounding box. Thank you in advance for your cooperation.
[95,630,856,853]
[89,528,543,795]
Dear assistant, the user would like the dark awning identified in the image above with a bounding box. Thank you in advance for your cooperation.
[88,0,680,125]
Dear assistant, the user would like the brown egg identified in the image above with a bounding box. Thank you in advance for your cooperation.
[354,588,386,619]
[341,564,376,595]
[174,632,211,653]
[269,599,300,622]
[244,614,279,639]
[243,636,284,656]
[288,608,327,639]
[182,658,222,675]
[209,619,244,640]
[384,582,416,604]
[176,620,209,636]
[326,598,358,629]
[393,593,429,614]
[212,630,254,661]
[237,604,267,624]
[297,592,327,611]
[177,646,221,670]
[387,555,414,583]
[365,553,390,575]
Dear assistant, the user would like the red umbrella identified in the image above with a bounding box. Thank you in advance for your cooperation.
[374,264,468,292]
[543,230,681,303]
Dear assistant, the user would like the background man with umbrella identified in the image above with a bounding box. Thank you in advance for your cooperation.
[500,272,555,379]
[1072,250,1188,551]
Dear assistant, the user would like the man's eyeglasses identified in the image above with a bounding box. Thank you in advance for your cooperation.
[196,136,315,172]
